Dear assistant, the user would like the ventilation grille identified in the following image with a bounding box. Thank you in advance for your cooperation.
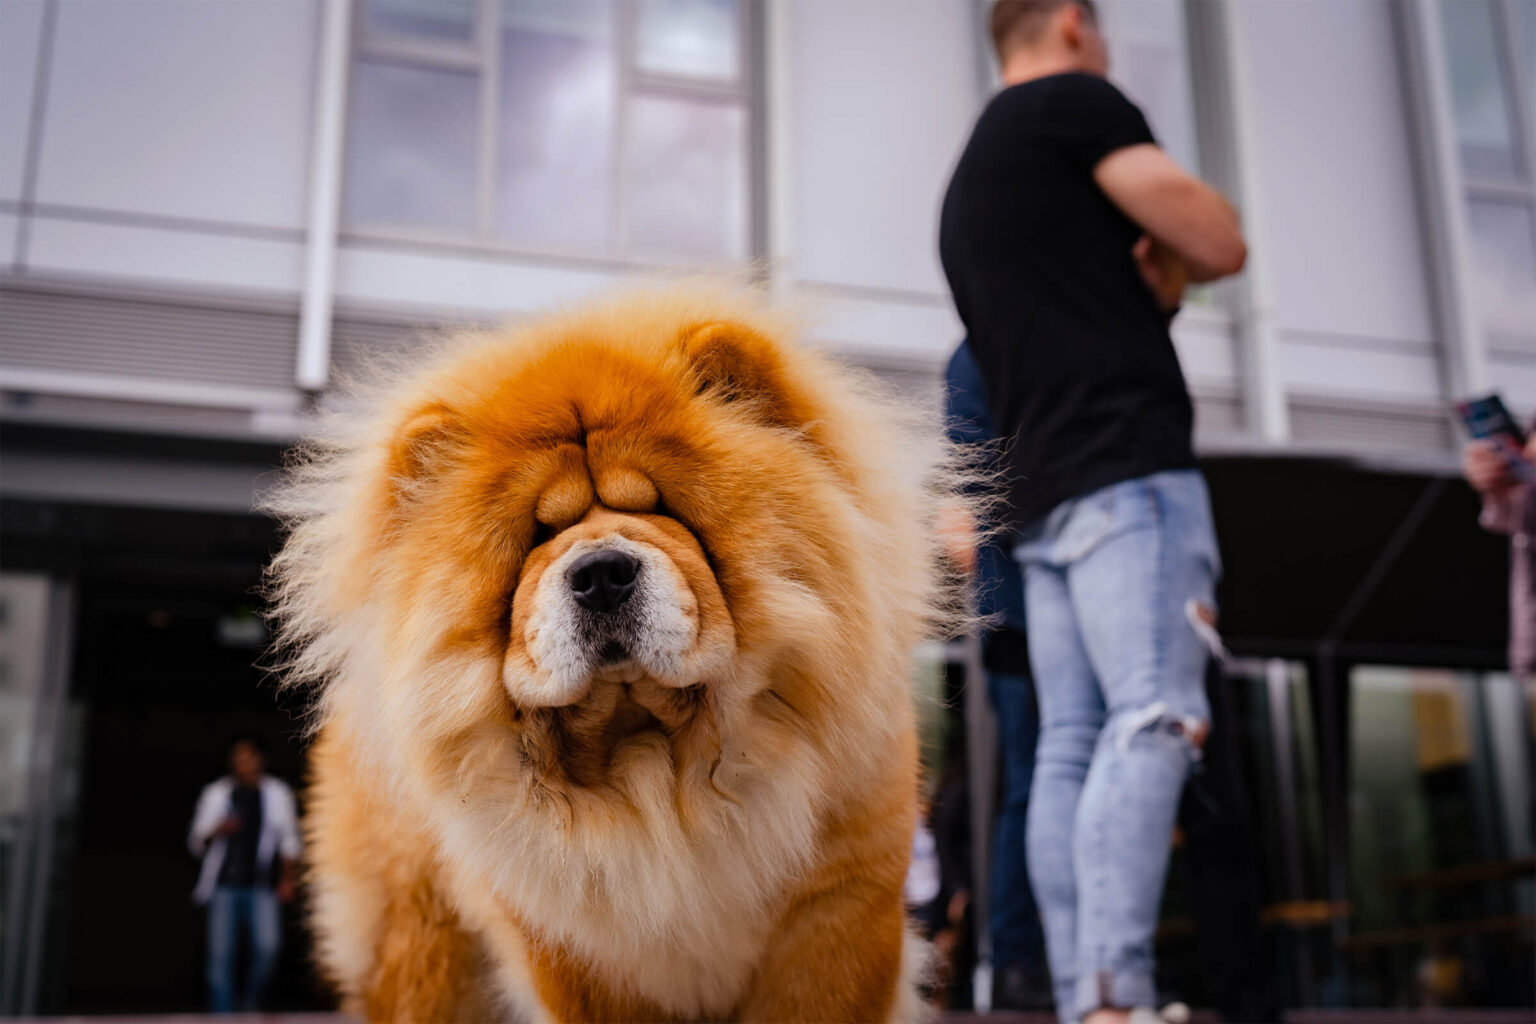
[0,285,299,390]
[330,315,430,379]
[1194,392,1244,442]
[328,314,506,382]
[1289,397,1453,453]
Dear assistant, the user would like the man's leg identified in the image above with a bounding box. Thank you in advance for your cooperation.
[206,887,236,1013]
[1065,471,1217,1019]
[987,666,1048,1007]
[245,887,283,1011]
[229,888,255,1009]
[1023,561,1106,1023]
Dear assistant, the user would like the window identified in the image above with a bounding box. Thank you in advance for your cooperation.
[1096,0,1201,176]
[1438,0,1536,353]
[343,0,755,264]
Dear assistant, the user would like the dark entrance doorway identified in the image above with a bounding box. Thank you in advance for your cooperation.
[2,498,327,1013]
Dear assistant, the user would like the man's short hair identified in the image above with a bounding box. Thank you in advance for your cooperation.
[990,0,1097,63]
[228,733,268,757]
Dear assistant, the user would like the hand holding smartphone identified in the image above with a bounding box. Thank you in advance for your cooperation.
[1458,394,1534,485]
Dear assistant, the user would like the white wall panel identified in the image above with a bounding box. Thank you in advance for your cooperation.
[334,245,620,320]
[0,0,47,202]
[1171,308,1240,390]
[1233,1,1438,373]
[1277,333,1444,404]
[25,216,305,294]
[35,0,318,230]
[795,289,963,364]
[334,242,967,366]
[789,0,976,301]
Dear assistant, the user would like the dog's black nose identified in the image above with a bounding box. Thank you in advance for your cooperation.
[567,549,639,613]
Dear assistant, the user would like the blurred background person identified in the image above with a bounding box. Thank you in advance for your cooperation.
[187,735,301,1014]
[945,339,1051,1010]
[907,751,976,1011]
[939,1,1247,1021]
[1463,424,1536,682]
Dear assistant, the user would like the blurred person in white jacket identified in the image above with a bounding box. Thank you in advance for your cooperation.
[187,735,301,1013]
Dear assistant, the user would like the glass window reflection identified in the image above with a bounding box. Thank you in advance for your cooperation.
[497,1,617,251]
[634,0,741,81]
[362,0,476,44]
[344,60,480,232]
[625,96,748,261]
[1344,667,1536,1009]
[1466,198,1536,350]
[1438,0,1523,180]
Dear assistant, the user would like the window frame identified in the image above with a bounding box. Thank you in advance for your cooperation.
[1399,0,1536,418]
[343,0,764,267]
[1455,0,1536,208]
[1454,0,1536,375]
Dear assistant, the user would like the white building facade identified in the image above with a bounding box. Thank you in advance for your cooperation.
[1,0,1532,1015]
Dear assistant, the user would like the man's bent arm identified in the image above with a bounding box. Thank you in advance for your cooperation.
[1094,143,1247,282]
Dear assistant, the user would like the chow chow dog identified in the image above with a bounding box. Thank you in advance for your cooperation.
[266,285,966,1022]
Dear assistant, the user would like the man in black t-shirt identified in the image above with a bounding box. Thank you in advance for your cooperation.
[939,4,1247,1023]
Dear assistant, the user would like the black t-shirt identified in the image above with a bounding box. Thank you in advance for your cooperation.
[939,73,1197,528]
[217,784,267,888]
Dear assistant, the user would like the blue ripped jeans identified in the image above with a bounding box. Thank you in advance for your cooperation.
[1015,469,1218,1022]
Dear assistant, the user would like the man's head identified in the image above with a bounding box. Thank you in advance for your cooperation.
[991,1,1107,81]
[228,735,267,785]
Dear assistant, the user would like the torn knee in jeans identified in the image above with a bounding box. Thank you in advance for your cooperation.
[1114,701,1207,758]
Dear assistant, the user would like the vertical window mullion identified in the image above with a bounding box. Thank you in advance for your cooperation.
[477,0,500,240]
[743,0,765,264]
[613,1,634,255]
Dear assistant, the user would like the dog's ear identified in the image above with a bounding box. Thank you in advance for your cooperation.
[386,402,464,486]
[679,321,806,429]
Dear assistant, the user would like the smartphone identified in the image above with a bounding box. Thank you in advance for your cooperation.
[1457,393,1533,483]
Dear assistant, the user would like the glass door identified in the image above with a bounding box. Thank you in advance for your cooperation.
[0,573,76,1016]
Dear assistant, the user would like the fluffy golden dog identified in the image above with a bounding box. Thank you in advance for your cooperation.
[266,286,964,1022]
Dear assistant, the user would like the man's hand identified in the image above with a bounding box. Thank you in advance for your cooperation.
[936,500,977,575]
[213,816,241,838]
[1463,439,1525,497]
[1463,440,1512,496]
[277,858,299,904]
[1133,235,1187,312]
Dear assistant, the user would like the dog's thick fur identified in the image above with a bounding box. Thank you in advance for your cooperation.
[266,285,965,1022]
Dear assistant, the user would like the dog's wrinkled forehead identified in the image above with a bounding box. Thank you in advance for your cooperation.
[532,442,663,536]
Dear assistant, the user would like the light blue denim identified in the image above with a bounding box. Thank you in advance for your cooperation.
[1014,469,1218,1022]
[207,885,281,1013]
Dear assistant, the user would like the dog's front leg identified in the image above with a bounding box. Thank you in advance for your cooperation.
[737,874,915,1024]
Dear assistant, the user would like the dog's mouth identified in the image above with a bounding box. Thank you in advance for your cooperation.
[590,640,644,684]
